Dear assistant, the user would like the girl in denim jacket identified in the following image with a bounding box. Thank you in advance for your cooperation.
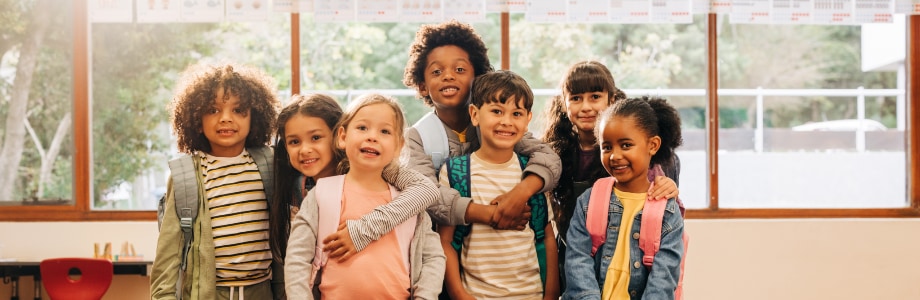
[563,96,684,300]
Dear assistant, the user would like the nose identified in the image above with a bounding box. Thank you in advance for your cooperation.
[219,110,233,123]
[443,70,455,81]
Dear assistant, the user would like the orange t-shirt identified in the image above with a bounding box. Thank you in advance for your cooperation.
[318,183,410,299]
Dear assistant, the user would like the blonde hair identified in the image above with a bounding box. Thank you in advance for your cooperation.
[334,93,408,174]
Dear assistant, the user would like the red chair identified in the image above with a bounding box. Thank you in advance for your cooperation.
[39,258,113,300]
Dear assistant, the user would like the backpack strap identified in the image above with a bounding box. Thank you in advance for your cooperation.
[166,155,197,300]
[587,177,615,256]
[639,181,664,267]
[248,146,274,204]
[516,155,548,285]
[413,111,450,170]
[310,175,417,286]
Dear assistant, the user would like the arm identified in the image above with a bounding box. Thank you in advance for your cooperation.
[284,191,320,300]
[437,225,474,300]
[641,200,685,300]
[490,133,562,229]
[328,164,439,256]
[413,214,447,300]
[406,127,474,226]
[151,178,181,300]
[542,221,560,300]
[648,176,679,201]
[561,191,602,300]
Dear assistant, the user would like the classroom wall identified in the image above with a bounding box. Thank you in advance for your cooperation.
[1,219,919,300]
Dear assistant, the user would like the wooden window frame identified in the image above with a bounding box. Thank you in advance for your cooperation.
[1,5,917,221]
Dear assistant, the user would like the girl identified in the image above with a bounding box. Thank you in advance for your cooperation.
[563,96,684,300]
[152,63,281,299]
[284,94,445,299]
[269,94,441,297]
[542,61,680,288]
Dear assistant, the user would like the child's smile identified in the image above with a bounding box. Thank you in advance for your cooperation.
[284,114,336,179]
[598,115,660,193]
[201,89,250,157]
[419,45,475,111]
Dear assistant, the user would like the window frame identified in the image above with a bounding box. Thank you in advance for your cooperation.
[0,3,917,221]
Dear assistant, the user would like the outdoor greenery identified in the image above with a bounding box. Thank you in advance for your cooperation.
[0,1,901,208]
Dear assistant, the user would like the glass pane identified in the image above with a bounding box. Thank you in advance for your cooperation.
[513,15,709,209]
[0,1,74,206]
[717,15,907,208]
[91,18,291,210]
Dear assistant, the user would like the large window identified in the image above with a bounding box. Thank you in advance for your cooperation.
[0,1,917,220]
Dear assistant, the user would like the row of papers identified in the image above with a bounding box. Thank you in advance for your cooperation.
[92,0,920,24]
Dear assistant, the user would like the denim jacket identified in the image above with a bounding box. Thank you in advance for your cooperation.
[562,187,684,300]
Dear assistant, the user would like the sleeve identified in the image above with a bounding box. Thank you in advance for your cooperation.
[412,213,447,300]
[345,164,441,251]
[406,127,472,226]
[513,131,562,194]
[561,190,602,300]
[150,177,181,300]
[641,200,684,300]
[284,191,320,300]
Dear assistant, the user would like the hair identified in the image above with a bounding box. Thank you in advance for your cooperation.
[470,70,534,111]
[334,93,407,174]
[596,96,683,169]
[403,20,494,106]
[269,93,343,264]
[542,61,625,224]
[168,63,279,154]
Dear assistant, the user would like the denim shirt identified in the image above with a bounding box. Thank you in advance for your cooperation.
[562,186,684,300]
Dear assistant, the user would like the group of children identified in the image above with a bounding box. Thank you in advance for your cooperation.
[151,20,685,300]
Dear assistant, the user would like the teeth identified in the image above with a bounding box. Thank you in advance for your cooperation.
[442,88,458,92]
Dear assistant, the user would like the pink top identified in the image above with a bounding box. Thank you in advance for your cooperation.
[318,182,410,299]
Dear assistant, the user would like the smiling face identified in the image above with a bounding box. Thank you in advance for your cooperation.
[418,45,475,111]
[201,88,251,157]
[470,96,532,161]
[565,90,610,136]
[598,115,660,193]
[337,103,403,173]
[284,114,336,180]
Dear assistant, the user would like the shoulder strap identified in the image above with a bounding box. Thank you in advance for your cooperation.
[248,146,274,204]
[587,177,616,256]
[516,154,548,285]
[638,180,688,300]
[166,155,197,300]
[413,111,450,170]
[445,155,472,252]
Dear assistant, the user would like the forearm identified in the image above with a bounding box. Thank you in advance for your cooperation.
[151,187,180,300]
[414,215,446,300]
[438,226,466,299]
[347,165,439,251]
[432,174,474,226]
[284,195,318,299]
[543,223,560,299]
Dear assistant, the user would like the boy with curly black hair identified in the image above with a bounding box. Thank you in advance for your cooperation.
[152,63,282,300]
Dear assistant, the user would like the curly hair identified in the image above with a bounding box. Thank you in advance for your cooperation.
[542,61,625,226]
[269,93,343,264]
[596,96,683,169]
[168,63,279,154]
[334,93,407,174]
[403,20,493,106]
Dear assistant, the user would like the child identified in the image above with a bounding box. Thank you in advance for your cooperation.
[285,93,445,299]
[563,96,685,300]
[438,70,559,299]
[268,94,440,295]
[152,63,281,299]
[541,61,680,289]
[403,20,561,230]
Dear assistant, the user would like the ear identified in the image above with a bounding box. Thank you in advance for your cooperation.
[335,126,347,150]
[648,135,661,156]
[417,82,429,98]
[469,104,480,127]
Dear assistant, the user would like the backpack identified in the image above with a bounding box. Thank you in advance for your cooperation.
[443,153,549,285]
[585,169,688,300]
[156,147,274,300]
[412,111,450,170]
[307,175,417,290]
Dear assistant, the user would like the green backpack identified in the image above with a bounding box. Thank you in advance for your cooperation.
[443,153,548,285]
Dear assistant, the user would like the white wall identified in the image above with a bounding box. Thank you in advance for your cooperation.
[1,219,919,300]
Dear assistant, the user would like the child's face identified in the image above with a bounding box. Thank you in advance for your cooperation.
[469,96,532,154]
[337,103,403,173]
[598,115,660,193]
[284,114,336,180]
[201,89,251,157]
[565,91,610,136]
[418,45,475,111]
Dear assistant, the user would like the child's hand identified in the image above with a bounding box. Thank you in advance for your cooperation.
[323,223,357,262]
[489,187,532,230]
[649,176,679,201]
[289,205,300,221]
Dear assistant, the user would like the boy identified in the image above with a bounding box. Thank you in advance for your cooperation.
[438,70,559,299]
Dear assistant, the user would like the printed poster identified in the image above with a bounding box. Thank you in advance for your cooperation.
[90,0,133,23]
[813,0,853,24]
[486,0,509,12]
[226,0,270,21]
[853,0,893,23]
[525,0,567,22]
[273,0,315,12]
[508,0,527,12]
[399,0,442,23]
[894,0,920,13]
[314,0,356,22]
[693,0,711,13]
[137,0,181,22]
[729,0,771,23]
[356,0,399,22]
[180,0,225,23]
[611,0,651,23]
[568,0,611,22]
[711,0,732,13]
[444,1,487,23]
[772,0,813,24]
[650,0,692,23]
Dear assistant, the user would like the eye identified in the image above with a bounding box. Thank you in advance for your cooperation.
[356,125,367,131]
[311,135,322,141]
[287,138,300,146]
[490,109,502,115]
[431,69,442,76]
[381,129,392,135]
[591,94,602,100]
[513,111,524,117]
[621,143,633,149]
[569,96,581,102]
[601,144,612,151]
[207,108,219,114]
[456,67,465,73]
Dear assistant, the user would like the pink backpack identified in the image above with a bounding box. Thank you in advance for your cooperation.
[308,175,416,287]
[585,174,688,299]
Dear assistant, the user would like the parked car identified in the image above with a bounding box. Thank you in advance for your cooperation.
[791,119,887,131]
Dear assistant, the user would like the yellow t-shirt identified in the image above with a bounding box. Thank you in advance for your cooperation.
[601,188,646,300]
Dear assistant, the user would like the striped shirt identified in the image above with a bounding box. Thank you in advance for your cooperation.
[200,150,272,287]
[440,152,544,299]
